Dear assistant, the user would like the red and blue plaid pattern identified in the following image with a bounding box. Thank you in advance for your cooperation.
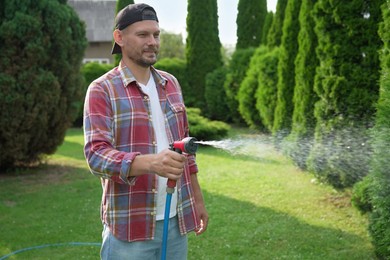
[84,62,199,242]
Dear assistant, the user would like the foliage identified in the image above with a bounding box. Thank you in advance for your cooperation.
[113,0,135,66]
[204,67,230,121]
[159,30,185,60]
[255,47,280,132]
[224,48,256,124]
[261,11,274,45]
[237,47,269,130]
[236,0,267,49]
[187,108,230,140]
[351,175,373,214]
[0,0,87,170]
[365,3,390,258]
[186,0,223,109]
[283,0,319,169]
[273,0,302,137]
[307,0,382,188]
[266,0,288,48]
[73,62,114,126]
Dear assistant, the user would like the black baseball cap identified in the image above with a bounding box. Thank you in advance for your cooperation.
[112,3,159,54]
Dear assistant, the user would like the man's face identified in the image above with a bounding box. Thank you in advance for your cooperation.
[120,20,160,67]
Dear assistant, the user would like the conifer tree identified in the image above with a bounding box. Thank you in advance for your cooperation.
[261,12,274,46]
[308,0,382,188]
[236,0,267,49]
[0,0,87,169]
[366,2,390,258]
[266,0,288,48]
[186,0,223,109]
[273,0,302,137]
[283,0,319,169]
[255,47,280,131]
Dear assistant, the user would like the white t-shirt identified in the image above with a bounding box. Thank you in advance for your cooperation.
[138,76,177,220]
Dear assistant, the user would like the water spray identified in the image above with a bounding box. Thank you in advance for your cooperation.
[161,137,198,260]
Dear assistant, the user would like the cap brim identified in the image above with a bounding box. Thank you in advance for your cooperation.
[111,42,121,54]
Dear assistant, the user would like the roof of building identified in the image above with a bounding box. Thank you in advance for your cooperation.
[68,0,116,42]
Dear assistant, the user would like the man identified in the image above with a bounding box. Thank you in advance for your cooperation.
[83,3,208,259]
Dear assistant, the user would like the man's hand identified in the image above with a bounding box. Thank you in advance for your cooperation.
[150,149,187,180]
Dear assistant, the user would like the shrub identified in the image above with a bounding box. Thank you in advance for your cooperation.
[187,108,230,141]
[205,67,230,121]
[224,48,256,124]
[0,0,87,170]
[238,46,271,130]
[351,175,373,214]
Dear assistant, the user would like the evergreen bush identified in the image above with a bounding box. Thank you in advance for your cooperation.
[186,0,222,109]
[187,108,230,141]
[365,3,390,257]
[0,0,87,170]
[283,0,319,170]
[255,47,280,132]
[237,47,267,130]
[223,48,255,124]
[308,0,382,188]
[204,67,230,121]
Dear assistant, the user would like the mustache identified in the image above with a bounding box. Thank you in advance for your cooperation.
[144,47,158,52]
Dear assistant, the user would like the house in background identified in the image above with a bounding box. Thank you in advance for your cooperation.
[68,0,116,64]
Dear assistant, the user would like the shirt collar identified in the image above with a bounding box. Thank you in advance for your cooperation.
[118,61,167,89]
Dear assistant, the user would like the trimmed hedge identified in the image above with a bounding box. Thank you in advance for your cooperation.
[187,108,230,141]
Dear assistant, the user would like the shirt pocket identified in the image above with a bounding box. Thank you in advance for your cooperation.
[166,102,187,140]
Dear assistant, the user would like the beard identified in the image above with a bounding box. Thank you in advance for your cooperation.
[128,48,158,68]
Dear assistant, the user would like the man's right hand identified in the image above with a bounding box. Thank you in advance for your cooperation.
[129,149,187,179]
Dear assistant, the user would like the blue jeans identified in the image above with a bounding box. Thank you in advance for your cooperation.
[101,217,188,260]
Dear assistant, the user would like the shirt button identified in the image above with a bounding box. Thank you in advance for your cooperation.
[152,189,156,193]
[151,211,156,216]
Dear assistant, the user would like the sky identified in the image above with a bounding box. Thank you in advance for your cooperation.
[139,0,278,46]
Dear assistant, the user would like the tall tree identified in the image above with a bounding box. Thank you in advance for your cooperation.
[283,0,319,169]
[366,2,390,258]
[186,0,223,108]
[308,0,382,188]
[114,0,134,66]
[261,11,274,46]
[266,0,288,48]
[0,0,87,170]
[273,0,302,137]
[236,0,267,49]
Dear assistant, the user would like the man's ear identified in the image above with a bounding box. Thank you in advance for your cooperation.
[113,29,123,47]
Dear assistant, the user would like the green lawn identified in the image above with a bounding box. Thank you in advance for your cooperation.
[0,128,376,259]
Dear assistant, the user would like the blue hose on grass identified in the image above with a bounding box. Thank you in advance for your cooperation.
[161,191,173,260]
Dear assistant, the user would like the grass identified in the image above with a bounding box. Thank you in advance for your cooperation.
[0,128,376,259]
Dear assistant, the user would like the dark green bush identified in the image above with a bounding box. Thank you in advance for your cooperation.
[0,0,87,170]
[205,67,230,121]
[255,46,280,132]
[187,108,230,141]
[351,175,373,214]
[365,3,390,258]
[238,46,271,130]
[224,48,256,124]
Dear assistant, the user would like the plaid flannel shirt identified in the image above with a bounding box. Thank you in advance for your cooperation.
[83,62,200,242]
